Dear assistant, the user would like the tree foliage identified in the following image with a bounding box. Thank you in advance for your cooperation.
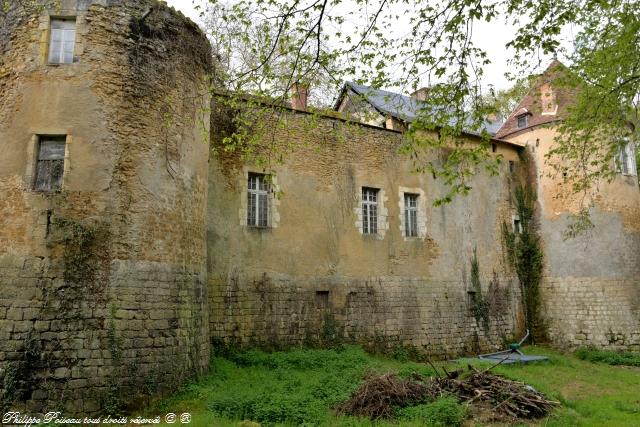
[200,0,639,204]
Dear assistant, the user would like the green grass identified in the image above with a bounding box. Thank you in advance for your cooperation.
[142,345,640,427]
[485,346,640,426]
[574,346,640,367]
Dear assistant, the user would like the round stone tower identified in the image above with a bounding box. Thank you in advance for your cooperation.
[0,0,211,413]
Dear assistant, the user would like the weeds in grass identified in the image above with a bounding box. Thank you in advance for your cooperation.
[574,347,640,367]
[146,345,640,427]
[396,395,469,426]
[207,347,373,425]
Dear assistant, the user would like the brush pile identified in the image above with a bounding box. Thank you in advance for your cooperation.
[337,366,558,421]
[435,370,558,419]
[336,373,435,419]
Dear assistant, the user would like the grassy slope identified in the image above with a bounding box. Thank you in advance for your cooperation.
[488,346,640,426]
[146,346,640,427]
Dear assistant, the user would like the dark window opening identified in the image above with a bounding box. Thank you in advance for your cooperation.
[517,114,528,128]
[34,136,66,192]
[491,143,497,153]
[513,218,522,234]
[315,291,329,308]
[509,160,516,173]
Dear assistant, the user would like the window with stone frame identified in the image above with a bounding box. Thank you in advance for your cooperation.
[362,187,379,235]
[49,18,76,64]
[247,173,269,227]
[34,136,66,192]
[618,141,637,176]
[404,193,419,237]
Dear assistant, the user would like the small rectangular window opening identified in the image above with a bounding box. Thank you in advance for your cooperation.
[247,173,269,227]
[404,193,419,237]
[517,114,528,129]
[34,136,66,192]
[509,160,516,173]
[362,187,379,235]
[513,217,522,234]
[491,143,497,153]
[315,291,329,309]
[49,18,76,64]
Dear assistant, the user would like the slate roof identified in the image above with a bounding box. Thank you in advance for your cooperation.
[336,81,504,137]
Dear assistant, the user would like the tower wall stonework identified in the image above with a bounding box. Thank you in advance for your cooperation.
[0,0,211,413]
[505,128,640,352]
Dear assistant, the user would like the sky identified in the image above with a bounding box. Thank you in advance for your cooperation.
[163,0,563,94]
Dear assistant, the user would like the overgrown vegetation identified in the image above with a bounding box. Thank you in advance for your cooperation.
[144,345,640,426]
[575,347,640,367]
[396,395,468,426]
[469,247,490,331]
[503,184,546,343]
[53,217,111,312]
[0,332,42,411]
[201,0,640,206]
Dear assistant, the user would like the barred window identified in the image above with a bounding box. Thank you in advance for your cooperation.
[247,173,269,227]
[49,19,76,64]
[34,137,66,192]
[404,193,419,237]
[362,187,379,235]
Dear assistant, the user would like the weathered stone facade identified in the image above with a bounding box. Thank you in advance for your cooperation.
[498,63,640,351]
[207,109,526,357]
[0,0,211,413]
[1,1,638,416]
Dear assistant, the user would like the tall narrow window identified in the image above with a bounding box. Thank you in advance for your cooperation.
[247,173,269,227]
[404,193,419,237]
[362,187,379,235]
[34,137,66,192]
[49,19,76,64]
[618,141,637,176]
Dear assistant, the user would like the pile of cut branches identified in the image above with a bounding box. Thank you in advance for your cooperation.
[436,370,558,419]
[335,373,435,419]
[337,366,558,421]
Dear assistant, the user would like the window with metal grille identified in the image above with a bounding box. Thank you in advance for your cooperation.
[362,187,378,234]
[404,193,419,237]
[517,114,528,128]
[49,19,76,64]
[247,173,269,227]
[34,137,66,192]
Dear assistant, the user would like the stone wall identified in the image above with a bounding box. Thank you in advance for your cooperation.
[0,0,211,413]
[505,128,640,351]
[208,106,525,357]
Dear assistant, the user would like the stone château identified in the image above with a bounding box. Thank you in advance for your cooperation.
[0,0,638,414]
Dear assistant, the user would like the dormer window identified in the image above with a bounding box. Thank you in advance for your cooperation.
[49,18,76,64]
[517,114,528,129]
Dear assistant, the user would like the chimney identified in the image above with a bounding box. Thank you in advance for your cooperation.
[410,87,429,101]
[290,82,309,110]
